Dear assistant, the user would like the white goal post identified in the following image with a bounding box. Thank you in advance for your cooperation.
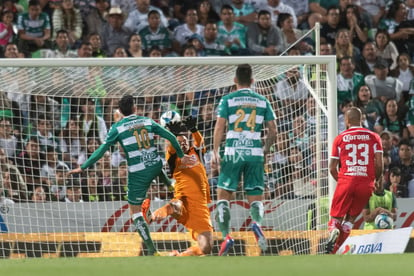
[0,56,337,257]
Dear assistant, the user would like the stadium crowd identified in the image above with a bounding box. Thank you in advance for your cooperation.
[1,0,414,204]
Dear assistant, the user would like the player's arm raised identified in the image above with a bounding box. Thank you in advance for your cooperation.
[184,116,205,152]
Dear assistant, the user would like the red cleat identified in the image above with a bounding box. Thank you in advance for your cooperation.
[218,235,234,256]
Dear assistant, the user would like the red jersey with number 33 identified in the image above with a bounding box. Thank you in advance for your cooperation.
[331,127,383,181]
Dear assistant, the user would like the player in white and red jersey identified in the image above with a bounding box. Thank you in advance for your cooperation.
[326,107,383,254]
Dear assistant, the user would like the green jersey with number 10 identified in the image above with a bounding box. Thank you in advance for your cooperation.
[81,114,184,173]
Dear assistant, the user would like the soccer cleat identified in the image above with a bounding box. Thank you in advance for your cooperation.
[218,235,234,256]
[152,251,161,256]
[325,228,340,254]
[141,198,153,224]
[251,222,267,252]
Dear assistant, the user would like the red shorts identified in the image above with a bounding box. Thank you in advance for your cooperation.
[330,177,374,218]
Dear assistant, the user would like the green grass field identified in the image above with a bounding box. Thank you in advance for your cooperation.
[1,254,414,276]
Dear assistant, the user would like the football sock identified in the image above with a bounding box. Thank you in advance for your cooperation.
[250,201,264,224]
[333,221,353,254]
[328,218,342,232]
[338,221,353,246]
[215,200,231,238]
[177,245,204,256]
[152,204,173,221]
[132,213,156,254]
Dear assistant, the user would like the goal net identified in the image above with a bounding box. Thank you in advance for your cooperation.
[0,56,336,257]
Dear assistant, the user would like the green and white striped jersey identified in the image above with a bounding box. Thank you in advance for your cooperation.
[217,21,247,52]
[139,25,172,51]
[81,114,184,173]
[217,88,276,162]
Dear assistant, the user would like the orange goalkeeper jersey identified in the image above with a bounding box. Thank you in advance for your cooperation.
[166,131,211,204]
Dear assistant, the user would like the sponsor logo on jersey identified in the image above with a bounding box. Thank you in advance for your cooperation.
[343,134,370,142]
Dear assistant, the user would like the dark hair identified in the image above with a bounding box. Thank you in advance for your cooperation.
[2,10,14,17]
[353,85,372,109]
[181,44,197,56]
[390,166,401,176]
[118,95,135,116]
[147,45,162,56]
[26,135,39,145]
[398,138,411,148]
[338,55,354,65]
[375,29,390,44]
[340,98,353,109]
[128,33,140,43]
[183,6,198,16]
[342,4,362,24]
[220,4,233,13]
[147,9,160,18]
[326,5,340,13]
[36,113,48,122]
[29,0,40,7]
[205,20,218,26]
[381,99,405,137]
[235,64,252,86]
[112,46,127,56]
[5,42,18,49]
[78,41,92,49]
[88,32,101,40]
[387,0,404,19]
[276,13,292,28]
[397,52,412,64]
[56,29,69,37]
[362,41,376,51]
[258,10,271,18]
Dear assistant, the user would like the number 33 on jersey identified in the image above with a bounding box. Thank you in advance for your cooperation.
[331,127,383,179]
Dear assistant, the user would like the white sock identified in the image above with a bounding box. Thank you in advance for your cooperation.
[132,212,143,221]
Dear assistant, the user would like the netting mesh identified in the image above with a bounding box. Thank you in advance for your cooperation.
[0,57,335,257]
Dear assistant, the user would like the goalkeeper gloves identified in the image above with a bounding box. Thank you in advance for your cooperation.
[166,121,185,136]
[183,116,198,133]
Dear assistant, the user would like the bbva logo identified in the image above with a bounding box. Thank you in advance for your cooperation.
[355,242,383,254]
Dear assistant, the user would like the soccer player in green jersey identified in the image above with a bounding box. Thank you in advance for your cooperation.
[68,95,193,256]
[213,64,277,255]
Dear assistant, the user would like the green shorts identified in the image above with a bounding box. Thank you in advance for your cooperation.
[217,159,264,196]
[127,161,162,205]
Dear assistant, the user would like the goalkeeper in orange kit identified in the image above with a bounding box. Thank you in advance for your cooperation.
[142,116,213,256]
